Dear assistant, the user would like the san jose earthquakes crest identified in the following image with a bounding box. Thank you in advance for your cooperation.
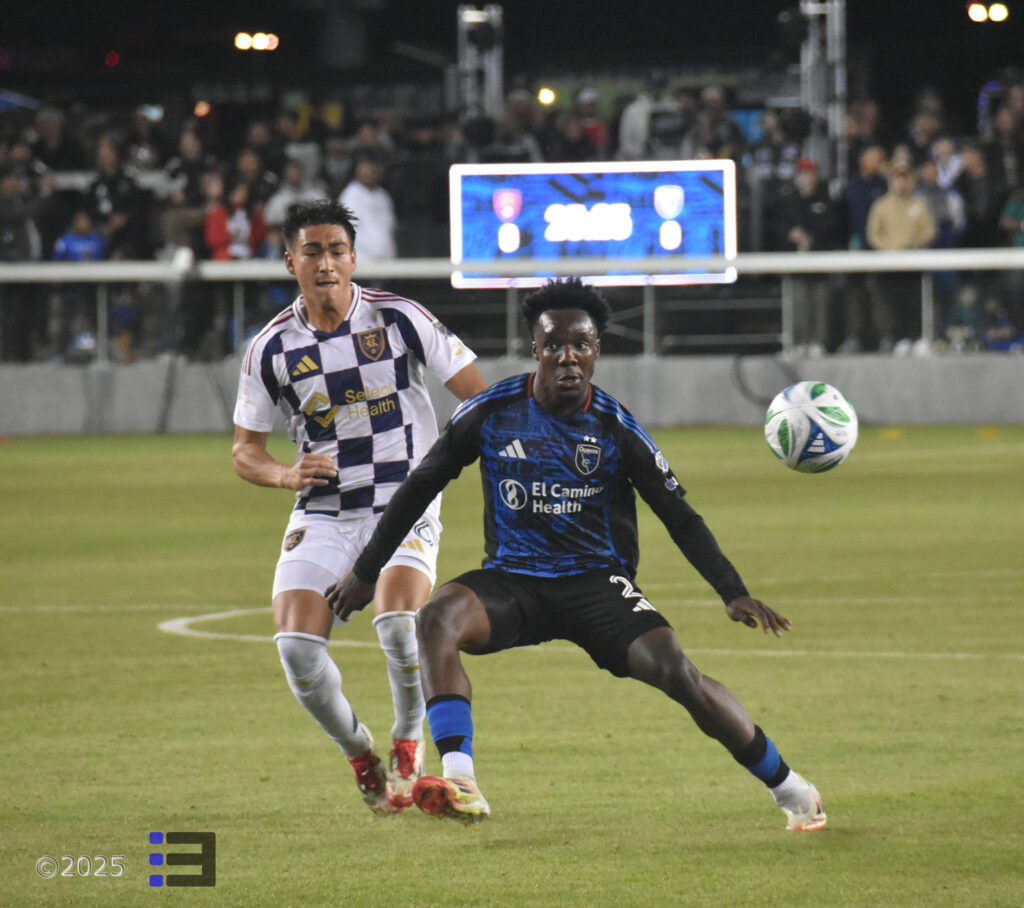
[574,436,602,475]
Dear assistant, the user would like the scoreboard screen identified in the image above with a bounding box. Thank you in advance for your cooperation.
[449,159,737,289]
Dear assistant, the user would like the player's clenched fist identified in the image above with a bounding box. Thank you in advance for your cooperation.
[282,453,337,489]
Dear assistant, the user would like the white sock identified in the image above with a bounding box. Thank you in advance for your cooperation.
[771,770,813,808]
[441,751,475,781]
[372,611,425,741]
[275,632,370,759]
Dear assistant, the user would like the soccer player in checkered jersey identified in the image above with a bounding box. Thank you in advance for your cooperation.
[327,277,826,831]
[232,200,487,813]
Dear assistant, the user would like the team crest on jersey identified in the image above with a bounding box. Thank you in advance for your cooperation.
[574,436,602,475]
[355,328,386,361]
[284,529,306,551]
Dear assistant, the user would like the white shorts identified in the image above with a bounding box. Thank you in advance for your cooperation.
[272,510,442,599]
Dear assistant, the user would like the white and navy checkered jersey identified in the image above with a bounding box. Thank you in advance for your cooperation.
[233,283,477,517]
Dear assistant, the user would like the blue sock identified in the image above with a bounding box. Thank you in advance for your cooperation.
[733,726,791,788]
[426,695,473,757]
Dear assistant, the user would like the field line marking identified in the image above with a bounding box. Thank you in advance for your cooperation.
[158,607,1024,661]
[158,607,378,648]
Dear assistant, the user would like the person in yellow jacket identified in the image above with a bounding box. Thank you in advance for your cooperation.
[863,161,936,351]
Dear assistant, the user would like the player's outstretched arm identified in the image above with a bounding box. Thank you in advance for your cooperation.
[325,571,376,621]
[726,596,791,636]
[232,425,337,490]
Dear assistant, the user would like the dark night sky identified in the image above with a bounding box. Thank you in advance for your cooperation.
[4,1,1023,134]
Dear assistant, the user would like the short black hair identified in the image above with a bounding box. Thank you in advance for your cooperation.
[520,277,611,337]
[282,200,358,250]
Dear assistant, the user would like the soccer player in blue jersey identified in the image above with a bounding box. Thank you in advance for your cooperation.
[232,200,487,814]
[326,277,826,831]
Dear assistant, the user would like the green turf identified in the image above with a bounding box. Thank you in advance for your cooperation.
[2,426,1023,906]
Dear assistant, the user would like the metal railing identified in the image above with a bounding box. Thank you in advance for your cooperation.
[2,248,1023,362]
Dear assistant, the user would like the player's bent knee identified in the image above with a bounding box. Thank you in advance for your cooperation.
[628,630,701,697]
[275,632,330,686]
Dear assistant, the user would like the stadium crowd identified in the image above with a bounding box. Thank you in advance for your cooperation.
[1,72,1023,362]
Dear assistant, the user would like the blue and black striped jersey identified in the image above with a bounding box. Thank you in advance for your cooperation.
[354,374,749,604]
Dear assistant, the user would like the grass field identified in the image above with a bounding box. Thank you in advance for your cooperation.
[2,425,1023,907]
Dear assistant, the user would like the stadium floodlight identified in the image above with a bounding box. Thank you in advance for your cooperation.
[234,31,280,50]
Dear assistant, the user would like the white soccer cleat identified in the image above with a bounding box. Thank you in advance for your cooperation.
[386,737,425,811]
[773,772,827,832]
[346,724,395,815]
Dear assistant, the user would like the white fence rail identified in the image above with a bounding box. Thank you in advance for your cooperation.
[2,248,1023,360]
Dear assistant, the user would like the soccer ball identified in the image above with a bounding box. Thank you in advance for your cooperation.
[764,381,858,473]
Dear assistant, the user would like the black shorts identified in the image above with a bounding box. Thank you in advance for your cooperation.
[449,567,671,678]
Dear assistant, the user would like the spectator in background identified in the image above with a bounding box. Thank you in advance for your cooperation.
[618,72,686,160]
[680,85,747,163]
[339,150,397,259]
[904,110,943,168]
[837,145,889,353]
[751,109,804,250]
[30,107,87,171]
[505,88,544,146]
[0,169,43,361]
[52,208,106,361]
[121,106,172,172]
[3,134,62,259]
[244,118,287,178]
[344,119,395,169]
[470,106,544,164]
[544,109,598,162]
[997,185,1024,326]
[573,86,611,158]
[982,106,1024,211]
[263,159,329,229]
[864,160,937,350]
[230,147,279,208]
[915,158,966,330]
[774,159,840,355]
[846,98,890,176]
[845,146,889,252]
[321,131,354,198]
[53,208,106,262]
[955,144,1001,249]
[85,134,150,259]
[931,136,963,190]
[273,109,322,186]
[161,129,219,254]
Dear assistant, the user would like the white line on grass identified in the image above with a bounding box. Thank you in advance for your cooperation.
[158,607,1024,661]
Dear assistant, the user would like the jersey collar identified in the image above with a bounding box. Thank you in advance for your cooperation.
[294,282,363,338]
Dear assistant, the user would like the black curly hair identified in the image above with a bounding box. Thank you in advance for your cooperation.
[520,277,611,337]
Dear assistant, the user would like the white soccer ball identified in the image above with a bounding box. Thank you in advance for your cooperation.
[764,381,858,473]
